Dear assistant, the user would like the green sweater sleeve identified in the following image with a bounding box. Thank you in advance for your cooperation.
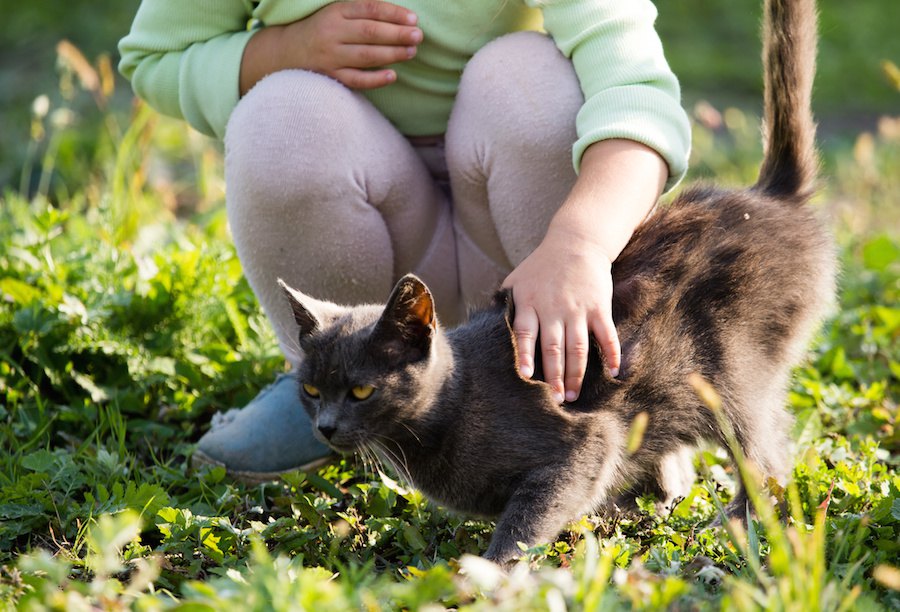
[118,0,255,139]
[527,0,691,191]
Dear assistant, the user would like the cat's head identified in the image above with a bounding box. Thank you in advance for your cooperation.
[278,275,445,453]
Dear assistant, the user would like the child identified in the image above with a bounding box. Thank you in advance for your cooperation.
[119,0,690,482]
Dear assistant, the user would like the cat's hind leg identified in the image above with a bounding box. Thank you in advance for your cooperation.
[722,388,793,520]
[654,445,697,512]
[606,445,696,516]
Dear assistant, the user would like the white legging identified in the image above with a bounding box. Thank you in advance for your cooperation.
[224,32,583,363]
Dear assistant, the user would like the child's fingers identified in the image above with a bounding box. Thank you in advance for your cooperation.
[333,68,397,90]
[338,43,416,69]
[539,319,566,404]
[512,305,538,382]
[591,311,621,378]
[341,0,418,26]
[342,19,422,47]
[563,322,590,402]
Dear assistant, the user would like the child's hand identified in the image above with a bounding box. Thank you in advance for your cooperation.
[503,230,620,405]
[241,1,422,94]
[503,139,667,403]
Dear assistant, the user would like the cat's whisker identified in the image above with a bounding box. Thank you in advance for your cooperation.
[361,450,372,476]
[392,418,423,445]
[281,333,305,363]
[367,439,390,472]
[357,440,372,470]
[361,443,385,478]
[356,444,370,473]
[358,440,381,476]
[371,446,388,478]
[368,439,393,471]
[371,436,414,487]
[362,447,377,477]
[382,438,414,487]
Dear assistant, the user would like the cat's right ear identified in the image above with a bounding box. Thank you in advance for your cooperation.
[372,274,436,363]
[278,278,330,338]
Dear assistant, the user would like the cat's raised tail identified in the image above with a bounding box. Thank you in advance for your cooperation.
[754,0,818,203]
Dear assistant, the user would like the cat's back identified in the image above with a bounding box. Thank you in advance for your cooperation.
[439,303,589,459]
[446,301,574,427]
[614,186,833,363]
[612,0,834,376]
[598,184,835,464]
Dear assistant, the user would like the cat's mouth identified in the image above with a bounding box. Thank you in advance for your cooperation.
[314,431,362,454]
[325,441,358,453]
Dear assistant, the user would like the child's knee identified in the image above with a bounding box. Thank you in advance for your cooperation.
[227,70,358,140]
[224,70,372,205]
[451,32,581,154]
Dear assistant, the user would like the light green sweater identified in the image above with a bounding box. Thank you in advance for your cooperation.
[119,0,690,188]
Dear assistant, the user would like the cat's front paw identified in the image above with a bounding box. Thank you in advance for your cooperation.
[482,541,524,571]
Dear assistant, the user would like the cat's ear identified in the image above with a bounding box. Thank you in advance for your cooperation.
[278,278,338,338]
[372,274,436,363]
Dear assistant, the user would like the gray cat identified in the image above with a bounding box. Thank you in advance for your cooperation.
[278,0,833,565]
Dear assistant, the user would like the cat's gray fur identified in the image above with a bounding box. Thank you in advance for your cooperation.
[279,0,833,565]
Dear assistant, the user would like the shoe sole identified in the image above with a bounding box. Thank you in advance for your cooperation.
[191,449,336,485]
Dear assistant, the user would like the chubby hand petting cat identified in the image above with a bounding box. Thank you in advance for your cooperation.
[504,139,668,403]
[280,0,831,567]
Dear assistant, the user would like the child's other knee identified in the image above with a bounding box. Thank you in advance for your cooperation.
[224,70,367,204]
[462,31,560,80]
[227,69,359,144]
[452,32,581,152]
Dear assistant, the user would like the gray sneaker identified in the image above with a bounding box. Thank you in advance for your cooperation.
[191,372,333,483]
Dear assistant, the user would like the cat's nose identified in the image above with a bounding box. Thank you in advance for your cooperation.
[317,423,337,440]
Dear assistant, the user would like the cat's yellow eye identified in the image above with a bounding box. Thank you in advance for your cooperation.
[350,385,375,401]
[302,383,320,398]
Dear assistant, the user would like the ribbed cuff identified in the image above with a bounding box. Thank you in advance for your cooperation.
[573,84,692,192]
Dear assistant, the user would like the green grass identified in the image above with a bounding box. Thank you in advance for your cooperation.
[656,0,900,117]
[1,41,900,611]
